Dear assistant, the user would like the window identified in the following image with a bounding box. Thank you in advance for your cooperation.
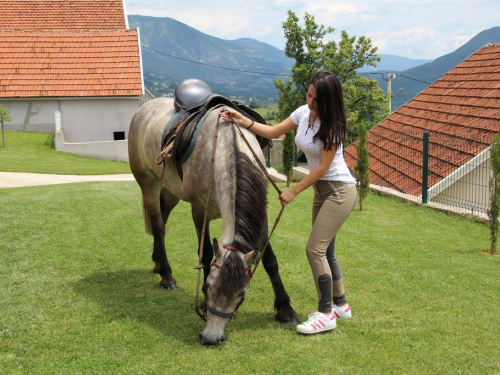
[113,131,125,141]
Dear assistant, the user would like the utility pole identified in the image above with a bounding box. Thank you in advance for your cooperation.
[386,71,392,112]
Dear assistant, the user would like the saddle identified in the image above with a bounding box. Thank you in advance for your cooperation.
[158,78,270,179]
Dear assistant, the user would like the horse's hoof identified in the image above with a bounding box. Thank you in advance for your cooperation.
[275,309,298,324]
[160,277,178,290]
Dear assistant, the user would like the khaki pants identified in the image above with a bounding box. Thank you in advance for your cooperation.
[307,180,357,309]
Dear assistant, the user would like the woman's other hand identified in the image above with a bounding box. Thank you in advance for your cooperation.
[279,189,297,207]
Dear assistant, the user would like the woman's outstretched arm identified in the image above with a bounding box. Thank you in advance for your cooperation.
[220,108,297,139]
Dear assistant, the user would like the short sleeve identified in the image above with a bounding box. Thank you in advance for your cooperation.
[290,106,302,126]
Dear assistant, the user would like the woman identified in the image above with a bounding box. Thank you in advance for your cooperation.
[220,71,356,335]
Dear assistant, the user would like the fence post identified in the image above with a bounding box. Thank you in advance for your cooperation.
[422,132,429,204]
[294,129,297,167]
[266,143,270,168]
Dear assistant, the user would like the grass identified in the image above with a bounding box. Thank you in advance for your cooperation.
[253,106,277,125]
[0,131,131,174]
[1,179,499,374]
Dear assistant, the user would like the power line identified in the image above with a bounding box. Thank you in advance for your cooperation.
[142,46,431,84]
[142,46,291,77]
[396,74,431,85]
[360,72,431,85]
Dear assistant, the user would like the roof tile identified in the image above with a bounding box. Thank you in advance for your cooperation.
[0,0,126,30]
[345,43,500,196]
[0,30,142,97]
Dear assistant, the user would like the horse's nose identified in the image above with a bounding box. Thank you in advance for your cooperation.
[199,332,225,346]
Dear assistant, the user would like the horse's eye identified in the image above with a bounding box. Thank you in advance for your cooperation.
[237,292,245,298]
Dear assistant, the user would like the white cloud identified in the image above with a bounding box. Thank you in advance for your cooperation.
[125,0,500,59]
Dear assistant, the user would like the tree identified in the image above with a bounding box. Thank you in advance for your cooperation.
[487,134,500,255]
[354,122,370,211]
[0,105,12,148]
[274,10,390,153]
[282,132,295,187]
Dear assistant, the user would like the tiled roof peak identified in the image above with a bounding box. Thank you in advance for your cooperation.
[345,44,500,196]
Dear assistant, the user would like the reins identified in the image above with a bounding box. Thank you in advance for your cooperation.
[229,113,285,276]
[194,113,221,321]
[194,110,285,321]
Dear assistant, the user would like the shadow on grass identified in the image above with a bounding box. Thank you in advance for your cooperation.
[73,268,291,346]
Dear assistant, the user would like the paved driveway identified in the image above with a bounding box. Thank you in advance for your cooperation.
[0,172,135,188]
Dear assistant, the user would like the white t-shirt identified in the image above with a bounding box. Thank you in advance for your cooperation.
[291,105,355,183]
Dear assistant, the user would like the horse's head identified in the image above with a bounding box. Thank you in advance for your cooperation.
[199,239,254,346]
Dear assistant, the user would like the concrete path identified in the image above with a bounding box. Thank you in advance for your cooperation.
[0,168,291,188]
[0,172,135,188]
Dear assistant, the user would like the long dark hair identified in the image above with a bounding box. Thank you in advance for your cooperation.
[310,71,347,151]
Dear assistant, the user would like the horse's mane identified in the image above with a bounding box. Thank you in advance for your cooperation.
[219,251,248,297]
[218,128,268,297]
[233,132,268,255]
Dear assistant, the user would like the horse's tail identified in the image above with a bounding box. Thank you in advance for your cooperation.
[141,187,169,236]
[142,203,153,235]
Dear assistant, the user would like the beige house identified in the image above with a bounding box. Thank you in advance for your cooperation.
[0,0,151,161]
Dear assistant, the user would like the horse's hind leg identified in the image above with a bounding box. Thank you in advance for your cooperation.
[262,243,298,324]
[140,176,180,289]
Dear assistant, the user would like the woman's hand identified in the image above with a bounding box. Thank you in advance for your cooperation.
[279,189,297,207]
[219,109,251,128]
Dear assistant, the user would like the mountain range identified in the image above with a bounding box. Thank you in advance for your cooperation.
[128,15,500,108]
[372,26,500,109]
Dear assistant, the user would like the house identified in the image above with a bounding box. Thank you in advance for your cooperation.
[345,43,500,215]
[0,0,150,161]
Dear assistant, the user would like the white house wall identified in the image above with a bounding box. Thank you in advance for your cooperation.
[1,100,58,132]
[1,97,140,142]
[429,156,491,214]
[60,98,139,142]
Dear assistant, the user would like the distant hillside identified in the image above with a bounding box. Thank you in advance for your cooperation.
[128,16,500,107]
[388,26,500,110]
[128,15,293,99]
[358,54,431,72]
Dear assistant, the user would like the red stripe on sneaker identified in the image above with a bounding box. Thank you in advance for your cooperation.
[318,320,325,327]
[334,311,339,318]
[345,306,351,312]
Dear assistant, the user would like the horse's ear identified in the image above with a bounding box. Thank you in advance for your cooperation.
[213,238,224,258]
[243,251,255,268]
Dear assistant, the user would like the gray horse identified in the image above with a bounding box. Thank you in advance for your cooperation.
[128,97,297,345]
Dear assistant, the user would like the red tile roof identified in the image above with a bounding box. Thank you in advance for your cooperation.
[0,0,127,30]
[0,30,143,98]
[345,43,500,196]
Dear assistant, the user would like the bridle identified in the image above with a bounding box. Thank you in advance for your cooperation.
[194,110,285,322]
[200,245,252,321]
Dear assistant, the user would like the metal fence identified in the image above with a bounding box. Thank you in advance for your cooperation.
[373,130,491,216]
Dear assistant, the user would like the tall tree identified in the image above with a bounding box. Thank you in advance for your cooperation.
[0,105,12,148]
[487,134,500,255]
[354,121,370,211]
[274,11,390,148]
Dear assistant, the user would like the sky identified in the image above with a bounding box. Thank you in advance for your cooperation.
[124,0,500,61]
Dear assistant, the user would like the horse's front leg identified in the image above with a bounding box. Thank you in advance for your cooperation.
[262,243,298,324]
[192,213,214,283]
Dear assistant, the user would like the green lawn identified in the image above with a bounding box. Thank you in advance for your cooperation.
[0,131,131,174]
[1,177,498,374]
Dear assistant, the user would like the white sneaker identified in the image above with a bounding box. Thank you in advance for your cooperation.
[332,304,352,319]
[296,312,337,334]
